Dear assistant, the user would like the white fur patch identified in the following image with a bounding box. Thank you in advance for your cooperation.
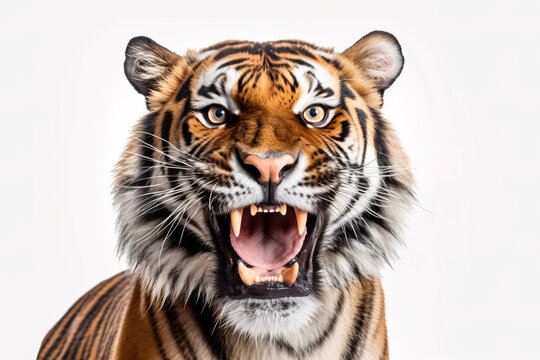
[361,40,403,89]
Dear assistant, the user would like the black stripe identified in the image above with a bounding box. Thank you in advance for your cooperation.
[147,306,171,360]
[214,45,261,61]
[314,80,335,98]
[331,119,350,142]
[197,82,221,99]
[362,200,395,236]
[275,290,345,356]
[341,283,375,360]
[190,136,214,158]
[94,281,131,357]
[140,204,172,224]
[201,40,247,52]
[39,279,111,359]
[187,295,228,360]
[161,111,173,147]
[320,55,343,70]
[217,58,249,69]
[62,275,129,359]
[380,338,388,359]
[182,120,192,147]
[175,75,192,103]
[286,58,314,68]
[237,69,258,94]
[336,175,368,221]
[168,224,212,256]
[368,107,390,168]
[340,80,356,102]
[130,112,158,188]
[81,277,131,358]
[356,109,368,166]
[272,46,317,59]
[101,300,126,355]
[367,108,413,194]
[164,303,196,359]
[270,39,320,50]
[161,111,173,178]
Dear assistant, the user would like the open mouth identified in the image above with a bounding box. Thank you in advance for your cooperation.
[210,204,323,299]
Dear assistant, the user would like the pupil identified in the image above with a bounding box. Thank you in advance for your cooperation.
[216,109,224,118]
[309,108,318,117]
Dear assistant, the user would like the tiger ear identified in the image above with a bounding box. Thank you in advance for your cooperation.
[342,31,404,92]
[124,36,180,97]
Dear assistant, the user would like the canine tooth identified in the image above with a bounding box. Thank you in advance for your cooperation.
[230,208,243,237]
[282,263,299,285]
[279,204,287,215]
[238,262,256,286]
[250,204,258,216]
[293,207,308,235]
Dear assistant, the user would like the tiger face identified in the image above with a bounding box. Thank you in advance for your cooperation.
[116,32,414,338]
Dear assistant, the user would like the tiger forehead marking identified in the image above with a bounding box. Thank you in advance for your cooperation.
[185,41,344,158]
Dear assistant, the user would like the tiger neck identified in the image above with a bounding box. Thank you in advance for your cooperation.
[114,276,388,360]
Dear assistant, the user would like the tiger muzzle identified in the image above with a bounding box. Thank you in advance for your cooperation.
[237,149,299,205]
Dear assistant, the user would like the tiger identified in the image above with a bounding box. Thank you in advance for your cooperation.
[37,31,414,360]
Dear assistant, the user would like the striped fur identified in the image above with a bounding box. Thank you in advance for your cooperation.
[38,31,414,359]
[39,272,388,360]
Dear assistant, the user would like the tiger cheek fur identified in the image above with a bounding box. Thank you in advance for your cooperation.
[38,32,414,360]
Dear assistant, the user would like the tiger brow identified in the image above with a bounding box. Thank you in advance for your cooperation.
[217,58,249,70]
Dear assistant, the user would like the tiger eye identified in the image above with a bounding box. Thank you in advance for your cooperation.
[206,105,229,125]
[302,105,327,124]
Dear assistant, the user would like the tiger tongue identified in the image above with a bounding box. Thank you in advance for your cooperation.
[229,210,306,270]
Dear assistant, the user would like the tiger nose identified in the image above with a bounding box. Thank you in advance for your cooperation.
[243,154,295,184]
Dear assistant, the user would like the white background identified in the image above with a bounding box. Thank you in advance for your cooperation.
[1,0,539,359]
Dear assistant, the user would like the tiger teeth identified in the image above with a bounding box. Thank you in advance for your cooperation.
[254,275,281,282]
[240,261,298,286]
[230,208,243,237]
[282,262,299,285]
[293,207,308,235]
[238,262,256,285]
[248,204,288,215]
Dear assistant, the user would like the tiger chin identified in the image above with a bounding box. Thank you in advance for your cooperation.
[38,31,414,360]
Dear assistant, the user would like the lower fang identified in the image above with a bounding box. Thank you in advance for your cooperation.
[238,261,256,285]
[281,262,299,285]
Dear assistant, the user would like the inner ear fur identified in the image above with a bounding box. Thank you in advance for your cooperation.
[342,31,404,92]
[124,36,180,97]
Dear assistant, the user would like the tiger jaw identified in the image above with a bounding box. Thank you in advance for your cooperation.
[210,204,323,299]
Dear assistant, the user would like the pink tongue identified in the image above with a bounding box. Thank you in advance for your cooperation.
[230,210,306,270]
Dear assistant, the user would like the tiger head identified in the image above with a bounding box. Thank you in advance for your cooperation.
[115,32,414,338]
